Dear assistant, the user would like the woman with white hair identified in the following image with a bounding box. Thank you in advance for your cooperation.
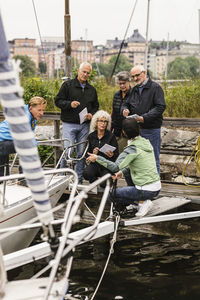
[83,110,118,188]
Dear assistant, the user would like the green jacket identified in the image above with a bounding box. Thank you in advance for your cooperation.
[96,136,160,186]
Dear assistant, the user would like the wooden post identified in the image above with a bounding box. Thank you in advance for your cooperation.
[54,120,61,166]
[64,0,72,78]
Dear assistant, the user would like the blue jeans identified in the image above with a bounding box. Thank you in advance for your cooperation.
[141,128,161,174]
[112,186,160,206]
[61,122,89,181]
[0,140,15,176]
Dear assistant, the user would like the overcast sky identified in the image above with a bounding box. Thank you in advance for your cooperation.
[0,0,200,45]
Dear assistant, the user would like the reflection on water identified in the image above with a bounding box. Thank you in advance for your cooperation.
[70,228,200,300]
[7,201,200,300]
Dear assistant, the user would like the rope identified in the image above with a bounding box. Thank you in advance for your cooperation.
[182,136,200,187]
[89,214,120,300]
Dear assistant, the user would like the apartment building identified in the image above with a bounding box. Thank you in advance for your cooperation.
[9,38,39,68]
[8,33,200,79]
[71,39,95,64]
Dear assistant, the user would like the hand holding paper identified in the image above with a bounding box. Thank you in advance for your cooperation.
[99,144,116,154]
[79,107,88,124]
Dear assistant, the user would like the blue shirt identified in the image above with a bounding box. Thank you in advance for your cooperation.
[0,105,37,141]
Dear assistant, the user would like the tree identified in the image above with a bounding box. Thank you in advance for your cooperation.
[39,61,47,74]
[13,55,37,77]
[168,56,200,79]
[93,54,132,82]
[109,54,132,75]
[185,56,200,78]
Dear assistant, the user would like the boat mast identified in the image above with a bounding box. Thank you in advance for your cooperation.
[165,32,169,79]
[144,0,150,70]
[64,0,72,78]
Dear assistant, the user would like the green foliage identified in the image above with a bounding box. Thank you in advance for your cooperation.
[14,55,37,77]
[93,77,117,113]
[38,145,54,164]
[163,79,200,117]
[3,73,200,118]
[21,77,61,111]
[39,62,47,74]
[53,69,65,78]
[168,56,200,79]
[93,54,132,82]
[149,40,181,50]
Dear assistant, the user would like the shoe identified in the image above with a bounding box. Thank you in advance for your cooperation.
[126,203,138,211]
[135,200,153,217]
[113,203,138,219]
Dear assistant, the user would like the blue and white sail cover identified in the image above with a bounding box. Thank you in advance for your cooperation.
[0,13,53,225]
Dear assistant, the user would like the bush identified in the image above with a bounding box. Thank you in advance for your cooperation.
[2,76,200,118]
[21,76,61,111]
[163,80,200,117]
[38,145,54,165]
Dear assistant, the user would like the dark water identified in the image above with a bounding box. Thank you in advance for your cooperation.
[7,202,200,300]
[70,226,200,300]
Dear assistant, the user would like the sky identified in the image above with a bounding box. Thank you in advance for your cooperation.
[0,0,200,45]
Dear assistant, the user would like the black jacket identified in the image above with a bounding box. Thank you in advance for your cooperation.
[55,77,99,124]
[121,78,166,129]
[111,88,131,137]
[87,130,119,161]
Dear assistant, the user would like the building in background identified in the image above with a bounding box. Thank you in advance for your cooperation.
[71,39,95,65]
[7,31,200,79]
[9,38,39,68]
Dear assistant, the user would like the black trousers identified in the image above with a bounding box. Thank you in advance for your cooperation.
[83,162,111,188]
[0,140,16,177]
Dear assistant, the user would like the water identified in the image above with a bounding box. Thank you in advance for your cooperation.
[69,226,200,300]
[7,201,200,300]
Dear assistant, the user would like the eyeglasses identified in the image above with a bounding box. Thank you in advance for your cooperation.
[119,81,127,86]
[81,70,90,75]
[131,71,143,79]
[97,120,108,124]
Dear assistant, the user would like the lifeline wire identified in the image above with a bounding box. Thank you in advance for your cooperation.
[89,214,121,300]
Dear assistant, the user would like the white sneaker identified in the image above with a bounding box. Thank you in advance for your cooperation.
[135,200,153,217]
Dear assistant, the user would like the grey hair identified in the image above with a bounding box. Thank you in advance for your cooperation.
[79,62,92,71]
[131,65,146,73]
[116,71,131,82]
[90,110,111,132]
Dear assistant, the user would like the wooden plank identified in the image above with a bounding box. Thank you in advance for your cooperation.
[146,196,191,216]
[121,196,191,226]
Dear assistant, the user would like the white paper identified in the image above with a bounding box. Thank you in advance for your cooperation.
[126,114,140,119]
[99,144,116,154]
[79,107,88,124]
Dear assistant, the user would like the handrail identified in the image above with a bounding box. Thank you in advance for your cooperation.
[67,140,89,161]
[42,173,111,299]
[0,168,76,182]
[1,111,200,127]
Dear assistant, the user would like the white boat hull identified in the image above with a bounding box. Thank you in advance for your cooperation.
[2,277,69,300]
[0,176,69,254]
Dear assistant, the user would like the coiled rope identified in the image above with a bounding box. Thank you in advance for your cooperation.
[182,136,200,187]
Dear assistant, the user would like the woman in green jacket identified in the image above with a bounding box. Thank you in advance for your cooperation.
[87,118,161,217]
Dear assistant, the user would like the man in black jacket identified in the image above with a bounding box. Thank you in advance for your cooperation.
[55,62,99,183]
[121,65,166,174]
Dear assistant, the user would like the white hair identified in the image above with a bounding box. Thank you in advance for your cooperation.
[79,62,92,71]
[90,110,111,132]
[131,64,146,73]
